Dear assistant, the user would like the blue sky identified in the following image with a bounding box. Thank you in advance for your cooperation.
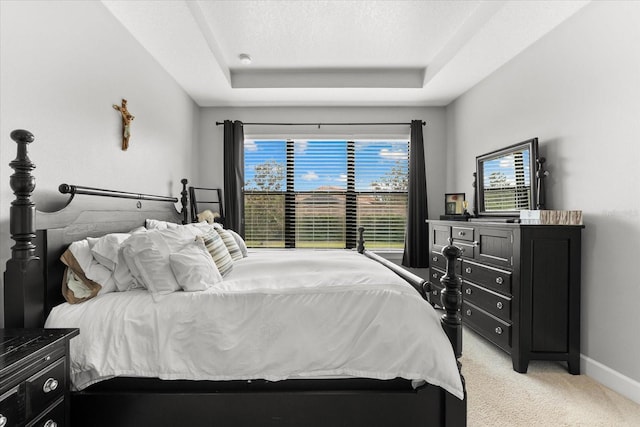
[244,139,408,192]
[482,150,531,188]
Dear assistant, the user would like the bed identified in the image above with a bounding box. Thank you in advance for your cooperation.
[3,129,467,426]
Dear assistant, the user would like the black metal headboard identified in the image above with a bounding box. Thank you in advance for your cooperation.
[3,129,189,328]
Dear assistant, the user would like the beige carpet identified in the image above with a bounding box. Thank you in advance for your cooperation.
[460,327,640,426]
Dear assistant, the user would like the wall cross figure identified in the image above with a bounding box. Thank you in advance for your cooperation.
[113,98,135,150]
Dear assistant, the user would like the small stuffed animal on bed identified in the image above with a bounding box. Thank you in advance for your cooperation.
[197,209,220,224]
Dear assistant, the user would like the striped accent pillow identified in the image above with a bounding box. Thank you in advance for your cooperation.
[200,229,234,277]
[216,228,243,261]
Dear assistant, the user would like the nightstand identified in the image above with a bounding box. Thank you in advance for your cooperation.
[0,329,79,427]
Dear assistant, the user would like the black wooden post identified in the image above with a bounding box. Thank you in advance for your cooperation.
[180,179,189,224]
[357,226,365,253]
[4,129,43,328]
[440,243,463,359]
[536,157,548,210]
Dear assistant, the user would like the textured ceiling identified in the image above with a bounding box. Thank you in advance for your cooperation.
[102,0,589,107]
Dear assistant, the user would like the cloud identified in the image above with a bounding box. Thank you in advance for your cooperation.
[302,171,319,181]
[336,174,348,182]
[244,140,258,152]
[295,140,308,154]
[379,148,406,158]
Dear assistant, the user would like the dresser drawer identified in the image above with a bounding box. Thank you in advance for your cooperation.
[26,358,66,421]
[430,252,446,270]
[455,241,476,259]
[0,387,21,427]
[429,279,444,307]
[462,260,512,295]
[431,224,451,251]
[463,281,511,322]
[452,226,474,242]
[26,398,65,427]
[463,301,511,351]
[430,253,462,275]
[429,267,444,287]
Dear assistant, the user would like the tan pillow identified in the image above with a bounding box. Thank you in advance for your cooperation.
[60,249,101,304]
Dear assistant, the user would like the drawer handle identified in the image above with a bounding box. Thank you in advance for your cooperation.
[465,288,472,295]
[496,277,504,285]
[458,231,465,236]
[465,267,472,274]
[44,420,58,427]
[432,273,438,278]
[466,309,472,316]
[432,290,438,296]
[43,377,59,393]
[495,327,503,335]
[496,301,503,309]
[0,414,7,427]
[432,256,438,262]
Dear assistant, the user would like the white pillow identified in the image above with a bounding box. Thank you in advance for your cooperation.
[67,239,116,294]
[215,228,243,261]
[145,219,179,230]
[170,239,222,292]
[91,233,132,270]
[158,225,203,250]
[122,229,188,295]
[114,248,143,291]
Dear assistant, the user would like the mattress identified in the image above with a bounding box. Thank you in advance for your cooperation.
[45,249,464,399]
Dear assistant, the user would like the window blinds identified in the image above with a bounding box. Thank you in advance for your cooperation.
[244,139,408,249]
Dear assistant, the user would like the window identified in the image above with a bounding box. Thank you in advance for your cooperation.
[244,139,408,250]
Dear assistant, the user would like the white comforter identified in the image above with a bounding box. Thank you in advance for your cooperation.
[45,249,464,399]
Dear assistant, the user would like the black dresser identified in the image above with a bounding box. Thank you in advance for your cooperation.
[0,329,79,427]
[427,220,583,374]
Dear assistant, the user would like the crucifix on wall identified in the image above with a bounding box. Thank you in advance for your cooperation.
[113,98,135,150]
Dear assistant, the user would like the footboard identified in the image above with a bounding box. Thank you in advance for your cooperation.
[357,226,463,359]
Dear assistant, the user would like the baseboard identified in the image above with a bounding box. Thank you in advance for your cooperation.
[582,354,640,404]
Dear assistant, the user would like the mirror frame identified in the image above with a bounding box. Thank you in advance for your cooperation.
[476,138,539,217]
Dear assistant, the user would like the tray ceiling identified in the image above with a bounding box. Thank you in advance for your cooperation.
[102,0,589,107]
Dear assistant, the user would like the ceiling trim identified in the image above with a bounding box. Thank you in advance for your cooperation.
[231,67,426,89]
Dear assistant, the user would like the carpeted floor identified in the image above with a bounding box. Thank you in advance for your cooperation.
[460,327,640,426]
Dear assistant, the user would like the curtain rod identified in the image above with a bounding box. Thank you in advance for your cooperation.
[215,121,425,127]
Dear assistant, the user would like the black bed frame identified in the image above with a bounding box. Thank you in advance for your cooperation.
[4,130,466,426]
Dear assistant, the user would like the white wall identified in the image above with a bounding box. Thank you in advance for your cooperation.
[197,106,447,221]
[446,1,640,402]
[0,1,199,326]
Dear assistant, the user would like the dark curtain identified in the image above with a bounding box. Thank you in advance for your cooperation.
[402,120,429,268]
[223,120,245,237]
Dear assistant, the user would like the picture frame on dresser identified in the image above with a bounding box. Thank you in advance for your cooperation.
[445,193,465,215]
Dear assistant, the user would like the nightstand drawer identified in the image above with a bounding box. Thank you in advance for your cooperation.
[26,358,65,419]
[463,281,511,322]
[462,260,511,295]
[463,301,511,351]
[26,398,65,427]
[0,387,20,426]
[1,329,78,427]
